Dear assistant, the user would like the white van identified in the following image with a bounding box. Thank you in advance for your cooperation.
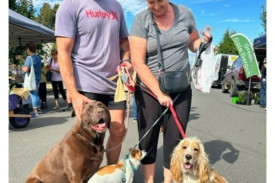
[212,54,239,87]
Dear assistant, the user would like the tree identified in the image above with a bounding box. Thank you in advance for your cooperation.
[36,3,56,29]
[15,0,35,20]
[9,0,18,11]
[217,29,238,55]
[8,1,55,65]
[260,5,266,33]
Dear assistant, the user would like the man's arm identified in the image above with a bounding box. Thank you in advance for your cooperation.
[56,36,92,122]
[119,37,133,73]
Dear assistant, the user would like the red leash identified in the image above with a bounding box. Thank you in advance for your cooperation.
[169,105,187,138]
[135,82,187,139]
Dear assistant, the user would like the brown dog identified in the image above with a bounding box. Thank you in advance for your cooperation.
[25,101,110,183]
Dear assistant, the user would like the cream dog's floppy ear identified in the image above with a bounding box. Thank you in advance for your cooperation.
[170,147,183,183]
[197,139,210,182]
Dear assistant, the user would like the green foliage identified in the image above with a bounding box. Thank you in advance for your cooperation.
[217,29,238,55]
[8,1,57,65]
[9,0,17,11]
[254,92,260,105]
[260,5,266,33]
[9,46,26,65]
[238,91,246,104]
[15,0,35,19]
[237,91,253,105]
[36,3,56,29]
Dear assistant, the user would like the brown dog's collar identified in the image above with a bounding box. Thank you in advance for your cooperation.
[76,133,103,151]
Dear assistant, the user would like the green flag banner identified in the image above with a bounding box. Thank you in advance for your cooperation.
[230,33,260,78]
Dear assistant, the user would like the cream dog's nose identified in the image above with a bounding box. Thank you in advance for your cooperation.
[185,154,192,160]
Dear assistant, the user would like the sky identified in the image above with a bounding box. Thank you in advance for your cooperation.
[32,0,266,47]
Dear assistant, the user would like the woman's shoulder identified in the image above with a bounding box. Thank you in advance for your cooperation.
[135,8,150,20]
[132,8,151,28]
[173,3,192,14]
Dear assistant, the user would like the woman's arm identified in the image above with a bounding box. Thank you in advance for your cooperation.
[130,36,173,107]
[16,55,29,73]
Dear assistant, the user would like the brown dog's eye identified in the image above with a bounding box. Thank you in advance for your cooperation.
[194,148,199,152]
[183,146,187,149]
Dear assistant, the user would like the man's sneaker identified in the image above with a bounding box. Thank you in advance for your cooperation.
[53,106,60,110]
[31,112,39,118]
[37,109,42,114]
[132,119,137,123]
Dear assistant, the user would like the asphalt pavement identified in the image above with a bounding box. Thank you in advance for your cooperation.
[9,85,266,183]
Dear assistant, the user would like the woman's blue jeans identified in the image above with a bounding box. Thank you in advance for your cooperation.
[132,96,138,119]
[260,79,266,107]
[30,84,41,109]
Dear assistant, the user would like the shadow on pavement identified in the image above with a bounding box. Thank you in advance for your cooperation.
[204,140,240,165]
[9,115,71,131]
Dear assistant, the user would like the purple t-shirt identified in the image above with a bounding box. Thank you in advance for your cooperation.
[55,0,129,94]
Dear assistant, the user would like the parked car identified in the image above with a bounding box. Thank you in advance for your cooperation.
[212,54,239,88]
[221,57,261,97]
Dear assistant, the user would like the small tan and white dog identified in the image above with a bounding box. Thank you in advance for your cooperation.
[88,148,146,183]
[170,137,228,183]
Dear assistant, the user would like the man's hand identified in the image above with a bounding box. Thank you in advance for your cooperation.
[71,92,94,122]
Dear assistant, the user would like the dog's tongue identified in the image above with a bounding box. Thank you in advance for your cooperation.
[184,164,192,169]
[92,123,107,131]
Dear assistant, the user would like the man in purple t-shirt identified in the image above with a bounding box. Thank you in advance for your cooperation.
[55,0,133,165]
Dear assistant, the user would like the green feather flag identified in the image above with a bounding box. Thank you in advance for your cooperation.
[230,33,260,78]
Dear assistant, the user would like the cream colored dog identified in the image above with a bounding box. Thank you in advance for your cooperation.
[170,137,228,183]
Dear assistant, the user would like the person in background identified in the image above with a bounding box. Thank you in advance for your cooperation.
[46,49,68,110]
[55,0,133,165]
[129,0,212,182]
[17,42,42,118]
[132,95,138,122]
[260,58,266,110]
[66,91,73,111]
[39,62,48,109]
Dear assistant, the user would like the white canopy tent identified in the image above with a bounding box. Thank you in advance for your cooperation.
[9,9,55,47]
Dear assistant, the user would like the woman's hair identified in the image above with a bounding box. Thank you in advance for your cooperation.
[25,42,36,53]
[51,48,58,55]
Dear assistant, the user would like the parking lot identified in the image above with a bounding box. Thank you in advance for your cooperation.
[9,85,266,182]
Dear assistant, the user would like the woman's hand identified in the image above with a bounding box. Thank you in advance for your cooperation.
[121,61,134,75]
[157,92,173,108]
[202,31,212,43]
[15,55,24,61]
